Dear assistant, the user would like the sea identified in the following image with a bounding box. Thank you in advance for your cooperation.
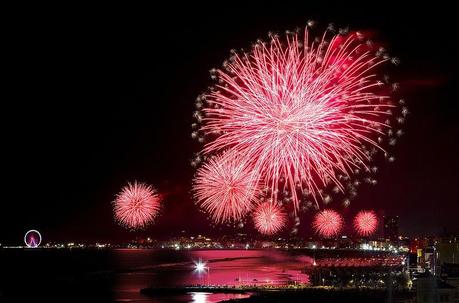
[0,249,312,302]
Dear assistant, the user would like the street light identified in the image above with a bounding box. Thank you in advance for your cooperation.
[194,259,207,273]
[193,258,210,286]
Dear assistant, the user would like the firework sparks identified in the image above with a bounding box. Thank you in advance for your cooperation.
[113,181,161,230]
[313,209,343,237]
[354,210,378,236]
[194,24,400,213]
[193,151,259,223]
[253,202,287,235]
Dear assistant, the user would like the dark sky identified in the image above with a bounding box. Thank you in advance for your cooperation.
[2,3,458,244]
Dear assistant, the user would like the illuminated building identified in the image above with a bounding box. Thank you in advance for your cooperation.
[383,216,399,241]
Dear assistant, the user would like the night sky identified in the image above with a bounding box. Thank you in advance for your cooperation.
[2,3,458,244]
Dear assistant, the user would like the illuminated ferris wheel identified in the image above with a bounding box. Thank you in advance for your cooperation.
[24,229,42,248]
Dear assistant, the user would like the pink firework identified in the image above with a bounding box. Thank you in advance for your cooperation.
[354,210,378,236]
[195,24,399,212]
[193,151,259,223]
[113,181,161,230]
[253,202,287,235]
[313,209,343,237]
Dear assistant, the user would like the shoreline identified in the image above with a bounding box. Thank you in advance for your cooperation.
[140,286,250,296]
[140,286,414,303]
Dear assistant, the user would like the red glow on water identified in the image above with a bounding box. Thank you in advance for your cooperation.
[188,250,311,286]
[113,250,312,301]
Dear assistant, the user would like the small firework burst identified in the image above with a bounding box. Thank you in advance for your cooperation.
[193,151,260,223]
[113,181,161,230]
[313,209,343,237]
[354,210,378,236]
[253,202,287,235]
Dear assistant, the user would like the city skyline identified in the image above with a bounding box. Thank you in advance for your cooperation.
[2,4,458,244]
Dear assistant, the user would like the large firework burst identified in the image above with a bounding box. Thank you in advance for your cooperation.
[193,151,260,223]
[253,202,287,235]
[353,210,378,236]
[193,23,405,214]
[313,209,344,237]
[112,181,161,230]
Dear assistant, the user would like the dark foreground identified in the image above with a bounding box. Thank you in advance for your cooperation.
[140,287,414,303]
[0,248,410,302]
[222,289,414,303]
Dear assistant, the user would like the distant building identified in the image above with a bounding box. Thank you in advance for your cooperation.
[383,215,399,241]
[416,271,459,303]
[438,236,459,265]
[439,236,459,289]
[424,246,439,276]
[410,237,429,254]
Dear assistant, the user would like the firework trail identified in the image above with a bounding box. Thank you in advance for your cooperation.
[253,202,287,235]
[313,209,343,237]
[113,181,161,230]
[354,210,378,236]
[193,151,259,223]
[193,23,404,214]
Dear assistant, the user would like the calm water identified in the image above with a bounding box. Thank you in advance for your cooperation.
[0,249,312,302]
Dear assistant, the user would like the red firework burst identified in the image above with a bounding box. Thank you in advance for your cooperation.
[354,210,378,236]
[193,151,259,223]
[195,24,400,213]
[313,209,343,237]
[113,181,161,230]
[253,202,287,235]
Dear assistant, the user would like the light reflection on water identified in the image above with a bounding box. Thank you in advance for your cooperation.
[112,249,312,302]
[190,292,252,303]
[118,292,251,303]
